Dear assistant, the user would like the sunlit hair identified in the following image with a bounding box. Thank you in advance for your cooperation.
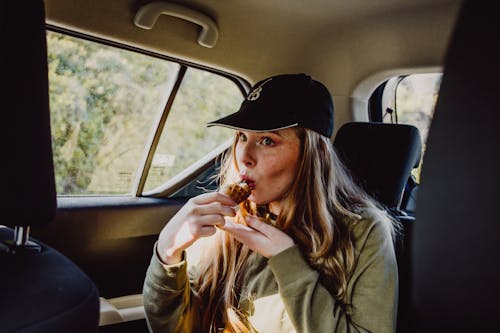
[194,128,399,332]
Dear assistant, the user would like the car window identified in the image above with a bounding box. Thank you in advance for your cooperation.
[143,68,240,193]
[47,31,243,196]
[381,73,442,182]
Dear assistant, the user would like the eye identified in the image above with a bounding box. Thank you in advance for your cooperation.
[260,137,275,146]
[237,132,247,142]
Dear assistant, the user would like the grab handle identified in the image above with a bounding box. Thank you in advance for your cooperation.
[134,2,218,48]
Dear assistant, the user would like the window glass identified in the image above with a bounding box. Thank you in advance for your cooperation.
[48,31,179,195]
[47,31,243,196]
[143,68,242,192]
[382,73,442,181]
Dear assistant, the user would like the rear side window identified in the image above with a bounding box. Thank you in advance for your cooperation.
[143,68,240,193]
[47,31,243,196]
[378,73,442,181]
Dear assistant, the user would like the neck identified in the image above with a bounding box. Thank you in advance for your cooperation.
[268,202,281,216]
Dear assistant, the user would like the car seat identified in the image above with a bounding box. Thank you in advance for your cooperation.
[0,0,100,331]
[333,121,422,332]
[411,0,500,331]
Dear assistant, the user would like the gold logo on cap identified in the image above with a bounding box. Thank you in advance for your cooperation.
[247,78,272,101]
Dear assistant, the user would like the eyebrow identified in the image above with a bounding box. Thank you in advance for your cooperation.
[268,131,283,138]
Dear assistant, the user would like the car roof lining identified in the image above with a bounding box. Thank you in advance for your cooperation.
[44,0,461,132]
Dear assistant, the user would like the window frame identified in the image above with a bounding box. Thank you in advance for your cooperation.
[46,25,249,198]
[368,73,442,189]
[369,74,440,127]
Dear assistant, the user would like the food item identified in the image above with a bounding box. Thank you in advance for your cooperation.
[224,181,251,204]
[256,204,277,225]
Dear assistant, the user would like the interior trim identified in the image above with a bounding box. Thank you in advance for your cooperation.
[134,2,218,48]
[99,294,145,326]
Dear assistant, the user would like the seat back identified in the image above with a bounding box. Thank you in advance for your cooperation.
[0,0,99,331]
[411,0,500,331]
[333,121,422,333]
[333,122,422,210]
[2,0,56,228]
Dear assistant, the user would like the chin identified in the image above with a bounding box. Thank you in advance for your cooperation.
[248,194,276,206]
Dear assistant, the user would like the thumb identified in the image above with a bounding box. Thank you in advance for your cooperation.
[246,215,277,235]
[219,220,253,234]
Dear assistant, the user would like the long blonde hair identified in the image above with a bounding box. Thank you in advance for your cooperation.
[194,128,398,332]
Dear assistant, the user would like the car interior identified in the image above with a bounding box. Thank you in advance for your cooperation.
[1,0,498,332]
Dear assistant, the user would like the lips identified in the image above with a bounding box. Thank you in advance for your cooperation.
[240,175,256,189]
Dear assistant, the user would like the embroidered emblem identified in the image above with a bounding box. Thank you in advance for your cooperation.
[247,78,272,101]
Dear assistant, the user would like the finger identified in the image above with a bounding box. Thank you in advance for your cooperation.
[245,215,278,236]
[198,225,218,237]
[192,214,227,227]
[191,191,237,206]
[218,191,242,205]
[220,221,267,255]
[219,220,256,235]
[190,201,236,218]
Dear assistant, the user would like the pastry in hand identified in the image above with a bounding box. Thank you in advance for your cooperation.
[223,181,251,204]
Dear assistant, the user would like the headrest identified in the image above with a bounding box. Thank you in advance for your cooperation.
[2,0,56,227]
[333,122,422,208]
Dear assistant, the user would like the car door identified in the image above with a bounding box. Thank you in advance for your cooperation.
[30,28,245,331]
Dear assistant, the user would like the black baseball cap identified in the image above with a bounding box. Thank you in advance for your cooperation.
[207,73,334,137]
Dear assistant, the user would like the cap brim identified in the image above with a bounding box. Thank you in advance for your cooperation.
[207,110,298,132]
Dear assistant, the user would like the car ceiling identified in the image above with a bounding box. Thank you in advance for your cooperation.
[45,0,462,130]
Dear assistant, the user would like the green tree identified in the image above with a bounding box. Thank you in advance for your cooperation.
[47,31,242,195]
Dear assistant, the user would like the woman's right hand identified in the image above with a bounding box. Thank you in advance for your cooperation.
[157,192,237,264]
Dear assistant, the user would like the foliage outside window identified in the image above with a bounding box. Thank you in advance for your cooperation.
[143,68,238,192]
[47,31,242,195]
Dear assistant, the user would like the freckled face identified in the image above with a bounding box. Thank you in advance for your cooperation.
[235,128,301,210]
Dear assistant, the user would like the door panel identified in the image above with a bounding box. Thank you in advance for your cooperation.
[31,196,186,298]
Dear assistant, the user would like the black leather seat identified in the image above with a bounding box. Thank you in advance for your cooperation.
[411,0,500,331]
[0,0,99,331]
[333,121,422,333]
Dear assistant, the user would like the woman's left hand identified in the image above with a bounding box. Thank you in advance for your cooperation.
[220,215,295,258]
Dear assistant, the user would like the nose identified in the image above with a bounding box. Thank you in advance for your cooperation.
[243,158,255,168]
[237,142,256,169]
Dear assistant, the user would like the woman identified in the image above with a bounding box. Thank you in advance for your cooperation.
[143,74,399,332]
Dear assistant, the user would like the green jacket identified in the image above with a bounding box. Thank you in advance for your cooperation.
[143,217,398,332]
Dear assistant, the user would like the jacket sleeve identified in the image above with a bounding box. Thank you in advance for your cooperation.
[142,243,202,333]
[267,219,398,333]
